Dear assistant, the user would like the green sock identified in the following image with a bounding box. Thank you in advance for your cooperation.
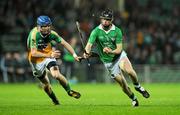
[49,92,58,101]
[59,81,71,93]
[63,83,71,93]
[44,86,58,101]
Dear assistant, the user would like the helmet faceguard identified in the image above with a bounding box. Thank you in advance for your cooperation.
[100,9,113,30]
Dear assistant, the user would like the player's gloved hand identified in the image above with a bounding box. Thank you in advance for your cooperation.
[51,50,61,58]
[103,47,112,54]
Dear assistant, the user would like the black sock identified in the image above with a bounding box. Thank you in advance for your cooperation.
[129,93,137,101]
[133,82,139,86]
[133,83,141,88]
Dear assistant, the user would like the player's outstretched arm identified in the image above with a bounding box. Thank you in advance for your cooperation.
[60,38,80,61]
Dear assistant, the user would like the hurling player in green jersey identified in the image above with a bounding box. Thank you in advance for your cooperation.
[84,9,150,107]
[27,16,81,105]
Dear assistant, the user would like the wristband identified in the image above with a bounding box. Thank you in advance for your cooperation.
[73,53,77,58]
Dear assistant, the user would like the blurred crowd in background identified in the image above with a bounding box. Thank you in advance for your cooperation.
[0,0,179,83]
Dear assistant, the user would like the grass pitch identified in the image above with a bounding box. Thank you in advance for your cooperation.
[0,83,180,115]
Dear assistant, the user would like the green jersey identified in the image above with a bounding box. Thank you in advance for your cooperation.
[88,24,123,63]
[27,27,62,63]
[27,27,62,50]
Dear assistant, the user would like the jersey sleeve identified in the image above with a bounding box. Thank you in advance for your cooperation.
[115,28,123,44]
[88,28,98,44]
[28,28,37,49]
[51,30,62,43]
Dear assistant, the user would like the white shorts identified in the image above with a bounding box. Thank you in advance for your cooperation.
[104,51,127,78]
[30,58,56,77]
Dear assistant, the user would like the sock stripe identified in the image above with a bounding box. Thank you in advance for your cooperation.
[134,84,141,88]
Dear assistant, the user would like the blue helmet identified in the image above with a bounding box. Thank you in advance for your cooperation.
[37,15,52,26]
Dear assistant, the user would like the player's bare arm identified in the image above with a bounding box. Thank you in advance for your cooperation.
[31,48,61,58]
[60,38,80,61]
[83,42,93,58]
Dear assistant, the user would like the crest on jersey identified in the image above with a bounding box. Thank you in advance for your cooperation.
[37,39,48,50]
[111,37,115,41]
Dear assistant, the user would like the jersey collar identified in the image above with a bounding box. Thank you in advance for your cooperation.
[39,31,51,38]
[98,24,115,34]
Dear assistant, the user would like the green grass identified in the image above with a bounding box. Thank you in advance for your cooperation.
[0,83,180,115]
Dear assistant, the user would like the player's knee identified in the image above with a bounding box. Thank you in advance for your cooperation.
[128,69,136,76]
[51,72,61,79]
[125,68,133,74]
[52,74,58,79]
